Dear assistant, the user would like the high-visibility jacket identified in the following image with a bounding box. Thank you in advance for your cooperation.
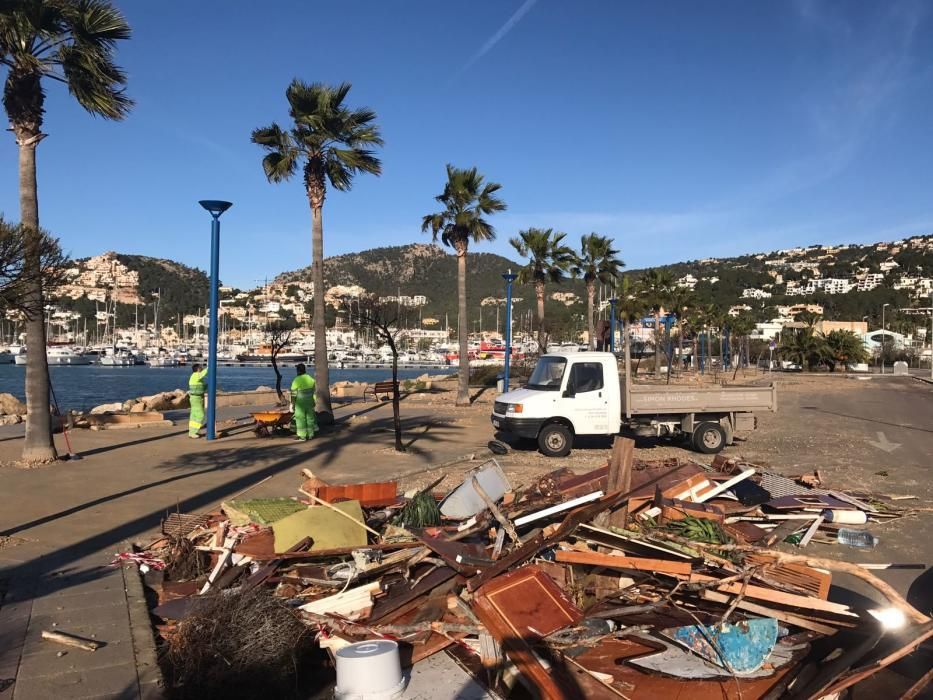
[290,373,316,402]
[189,368,208,395]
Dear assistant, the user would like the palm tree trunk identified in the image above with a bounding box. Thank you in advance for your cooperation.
[390,340,402,451]
[586,281,596,350]
[678,320,685,370]
[310,203,332,418]
[19,134,56,463]
[536,281,546,353]
[654,311,662,376]
[456,250,469,406]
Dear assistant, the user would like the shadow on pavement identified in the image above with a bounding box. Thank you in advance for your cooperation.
[801,406,933,434]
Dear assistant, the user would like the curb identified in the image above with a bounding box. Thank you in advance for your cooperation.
[913,375,933,386]
[122,562,165,699]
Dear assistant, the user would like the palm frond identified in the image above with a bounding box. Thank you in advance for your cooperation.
[422,164,505,251]
[0,0,132,123]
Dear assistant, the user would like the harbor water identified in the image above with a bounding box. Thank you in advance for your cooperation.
[0,365,452,412]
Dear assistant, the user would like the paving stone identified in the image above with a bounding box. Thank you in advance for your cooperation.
[21,620,127,656]
[17,635,135,679]
[35,568,124,598]
[138,680,164,700]
[10,662,139,699]
[31,588,125,615]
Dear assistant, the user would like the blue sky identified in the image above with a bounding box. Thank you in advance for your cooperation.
[0,0,930,287]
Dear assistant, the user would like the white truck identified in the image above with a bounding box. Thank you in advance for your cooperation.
[490,351,776,457]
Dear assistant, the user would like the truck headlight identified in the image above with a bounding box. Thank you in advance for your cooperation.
[507,403,523,414]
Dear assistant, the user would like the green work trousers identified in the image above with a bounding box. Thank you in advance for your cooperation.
[189,394,205,437]
[294,398,317,440]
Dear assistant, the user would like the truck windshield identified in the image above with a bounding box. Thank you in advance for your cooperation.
[527,357,566,390]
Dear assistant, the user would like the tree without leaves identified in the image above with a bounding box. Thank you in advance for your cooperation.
[572,233,624,350]
[0,220,66,308]
[252,80,383,421]
[510,228,575,353]
[0,0,132,463]
[267,323,293,404]
[352,297,406,451]
[422,165,506,406]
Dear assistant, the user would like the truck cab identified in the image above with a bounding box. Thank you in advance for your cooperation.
[491,351,775,457]
[491,352,621,457]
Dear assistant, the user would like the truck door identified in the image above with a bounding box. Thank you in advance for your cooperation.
[563,361,610,434]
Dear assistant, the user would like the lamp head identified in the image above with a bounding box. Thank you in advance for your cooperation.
[609,297,618,305]
[199,200,233,218]
[502,268,517,283]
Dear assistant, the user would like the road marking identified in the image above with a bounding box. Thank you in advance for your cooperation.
[868,431,901,453]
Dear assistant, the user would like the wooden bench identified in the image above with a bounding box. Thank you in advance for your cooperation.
[365,381,399,402]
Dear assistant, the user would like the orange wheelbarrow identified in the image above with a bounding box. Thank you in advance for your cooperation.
[250,410,294,437]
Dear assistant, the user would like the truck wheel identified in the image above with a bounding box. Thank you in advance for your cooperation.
[538,423,572,457]
[693,422,726,454]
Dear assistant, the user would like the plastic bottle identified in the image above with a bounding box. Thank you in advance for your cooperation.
[837,528,878,548]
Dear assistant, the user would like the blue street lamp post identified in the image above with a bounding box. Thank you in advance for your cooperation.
[609,298,618,353]
[199,200,233,440]
[502,270,517,391]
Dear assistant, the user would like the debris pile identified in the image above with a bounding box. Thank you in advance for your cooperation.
[131,441,931,699]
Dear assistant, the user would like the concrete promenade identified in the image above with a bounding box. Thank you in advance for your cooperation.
[0,389,491,700]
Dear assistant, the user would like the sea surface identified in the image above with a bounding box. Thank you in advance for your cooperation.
[0,365,452,411]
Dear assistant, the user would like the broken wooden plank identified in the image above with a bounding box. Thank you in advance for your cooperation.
[468,460,696,592]
[41,630,101,652]
[513,491,604,527]
[688,573,856,616]
[699,590,840,634]
[298,580,381,620]
[607,437,634,527]
[316,480,398,508]
[199,534,235,594]
[472,565,582,700]
[555,549,693,577]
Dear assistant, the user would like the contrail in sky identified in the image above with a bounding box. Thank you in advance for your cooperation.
[458,0,539,75]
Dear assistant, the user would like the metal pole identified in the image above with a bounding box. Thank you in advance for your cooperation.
[881,304,885,375]
[930,289,932,379]
[206,215,220,440]
[503,271,516,391]
[609,298,617,353]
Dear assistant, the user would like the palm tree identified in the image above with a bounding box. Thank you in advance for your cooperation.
[422,165,505,405]
[667,287,696,372]
[252,80,382,419]
[615,274,645,374]
[0,0,132,463]
[510,228,575,353]
[823,329,869,372]
[639,268,674,376]
[572,234,623,350]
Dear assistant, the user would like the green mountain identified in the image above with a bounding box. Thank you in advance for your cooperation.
[276,243,589,334]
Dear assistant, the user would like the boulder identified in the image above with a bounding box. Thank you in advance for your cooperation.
[170,394,190,410]
[0,414,21,425]
[123,398,140,412]
[254,385,274,393]
[90,402,124,415]
[129,402,149,413]
[143,392,176,412]
[0,393,26,416]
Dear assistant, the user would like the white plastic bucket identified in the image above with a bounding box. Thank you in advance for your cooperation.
[334,639,405,700]
[821,509,867,525]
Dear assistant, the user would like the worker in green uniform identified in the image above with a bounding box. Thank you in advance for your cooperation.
[188,363,208,438]
[290,362,317,441]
